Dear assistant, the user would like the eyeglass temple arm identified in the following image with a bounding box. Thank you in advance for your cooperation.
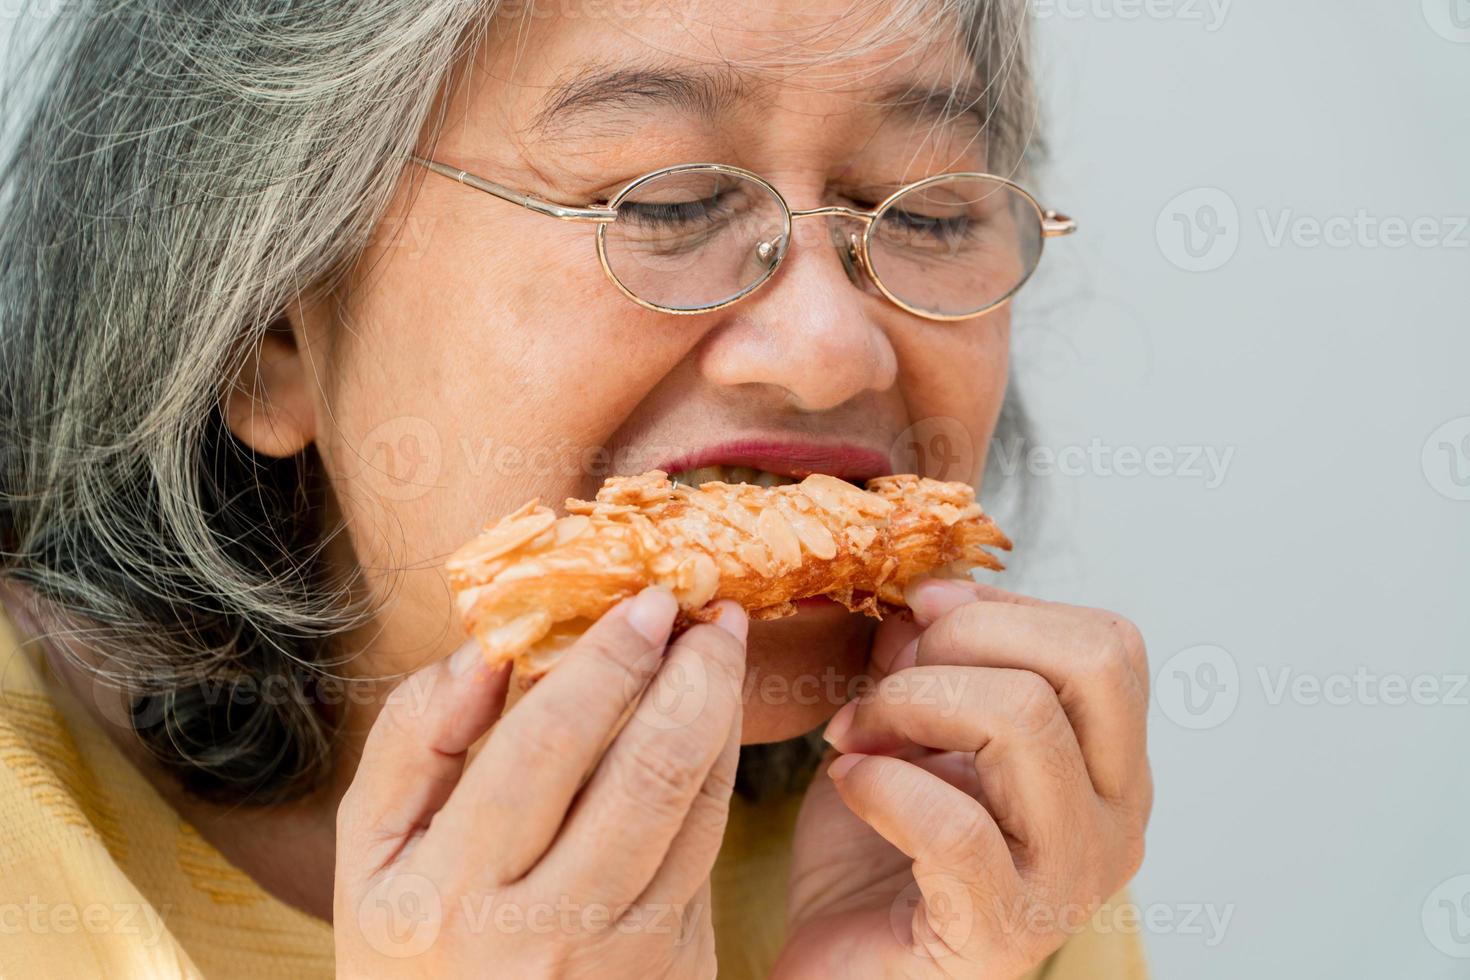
[1042,210,1077,237]
[410,156,618,223]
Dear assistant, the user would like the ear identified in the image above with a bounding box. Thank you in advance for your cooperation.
[224,314,318,458]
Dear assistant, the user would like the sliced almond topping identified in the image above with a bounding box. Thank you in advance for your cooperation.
[798,473,894,520]
[756,508,802,569]
[554,514,592,544]
[720,499,758,534]
[482,608,552,659]
[626,513,663,553]
[736,538,773,576]
[672,553,719,608]
[447,506,556,569]
[596,471,674,506]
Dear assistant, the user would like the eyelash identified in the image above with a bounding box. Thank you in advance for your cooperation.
[618,190,740,226]
[621,190,973,243]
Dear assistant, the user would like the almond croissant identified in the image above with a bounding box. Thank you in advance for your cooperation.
[446,471,1011,683]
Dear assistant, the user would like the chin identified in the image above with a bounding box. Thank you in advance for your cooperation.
[738,600,877,744]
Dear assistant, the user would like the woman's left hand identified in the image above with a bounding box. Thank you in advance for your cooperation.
[773,579,1153,980]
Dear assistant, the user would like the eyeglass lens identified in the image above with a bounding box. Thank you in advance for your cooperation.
[598,168,1042,317]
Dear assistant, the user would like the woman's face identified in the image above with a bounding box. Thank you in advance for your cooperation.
[253,0,1011,743]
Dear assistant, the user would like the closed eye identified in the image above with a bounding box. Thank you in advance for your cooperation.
[618,191,738,226]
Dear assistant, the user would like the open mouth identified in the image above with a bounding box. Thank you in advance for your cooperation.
[659,440,890,490]
[668,464,807,488]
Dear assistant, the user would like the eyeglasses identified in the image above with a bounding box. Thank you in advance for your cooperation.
[410,156,1076,321]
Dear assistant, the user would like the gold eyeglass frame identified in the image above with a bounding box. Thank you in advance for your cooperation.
[410,156,1077,321]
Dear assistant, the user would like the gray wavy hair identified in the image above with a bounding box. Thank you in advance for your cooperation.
[0,0,1037,805]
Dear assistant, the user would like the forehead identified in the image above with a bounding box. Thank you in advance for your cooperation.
[460,0,986,143]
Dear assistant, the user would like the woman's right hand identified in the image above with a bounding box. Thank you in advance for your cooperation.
[334,586,748,979]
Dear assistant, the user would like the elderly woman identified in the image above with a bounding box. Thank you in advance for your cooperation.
[0,0,1151,976]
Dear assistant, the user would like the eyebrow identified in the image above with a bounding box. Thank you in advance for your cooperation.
[526,63,754,136]
[525,61,990,139]
[869,78,992,132]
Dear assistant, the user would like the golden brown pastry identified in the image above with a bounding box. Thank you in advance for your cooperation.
[446,470,1010,683]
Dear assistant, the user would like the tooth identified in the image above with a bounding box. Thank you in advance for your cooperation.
[752,471,781,487]
[672,466,725,488]
[727,466,758,485]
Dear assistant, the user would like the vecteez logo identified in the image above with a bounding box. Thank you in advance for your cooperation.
[1031,0,1233,32]
[1423,0,1470,42]
[1159,188,1469,272]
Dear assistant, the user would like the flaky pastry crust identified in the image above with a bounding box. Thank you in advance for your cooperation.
[446,471,1011,683]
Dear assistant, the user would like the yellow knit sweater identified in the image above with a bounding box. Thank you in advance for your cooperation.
[0,611,1147,978]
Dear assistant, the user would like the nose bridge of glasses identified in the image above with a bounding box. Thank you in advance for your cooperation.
[789,204,875,223]
[753,207,871,287]
[782,207,875,285]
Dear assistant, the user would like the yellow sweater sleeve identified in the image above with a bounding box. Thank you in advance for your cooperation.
[0,613,333,978]
[0,649,202,976]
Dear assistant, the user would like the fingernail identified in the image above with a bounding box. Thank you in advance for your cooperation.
[449,637,487,677]
[890,637,919,674]
[625,586,678,645]
[709,600,748,645]
[903,577,977,624]
[827,753,866,781]
[822,700,856,749]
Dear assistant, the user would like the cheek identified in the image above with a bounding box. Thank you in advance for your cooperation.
[305,209,688,667]
[891,309,1011,483]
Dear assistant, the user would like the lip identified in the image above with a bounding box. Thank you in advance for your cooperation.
[656,438,893,483]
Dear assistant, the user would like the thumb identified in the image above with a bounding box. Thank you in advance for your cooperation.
[902,575,1041,627]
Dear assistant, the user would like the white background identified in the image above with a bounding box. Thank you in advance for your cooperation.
[1012,2,1470,976]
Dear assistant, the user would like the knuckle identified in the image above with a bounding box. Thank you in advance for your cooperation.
[939,802,997,861]
[1075,613,1148,701]
[683,769,737,840]
[920,604,974,662]
[696,751,739,807]
[618,740,706,810]
[1004,671,1063,736]
[571,638,663,707]
[1120,827,1147,881]
[1120,761,1156,828]
[514,717,577,771]
[1104,614,1148,675]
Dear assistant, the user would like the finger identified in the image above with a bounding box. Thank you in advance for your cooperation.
[421,586,679,881]
[826,666,1096,852]
[867,609,923,682]
[903,576,1043,627]
[336,640,512,877]
[906,585,1149,803]
[826,753,1019,894]
[535,603,748,907]
[905,577,1149,688]
[635,668,743,911]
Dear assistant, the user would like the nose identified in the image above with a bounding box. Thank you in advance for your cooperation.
[696,214,897,412]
